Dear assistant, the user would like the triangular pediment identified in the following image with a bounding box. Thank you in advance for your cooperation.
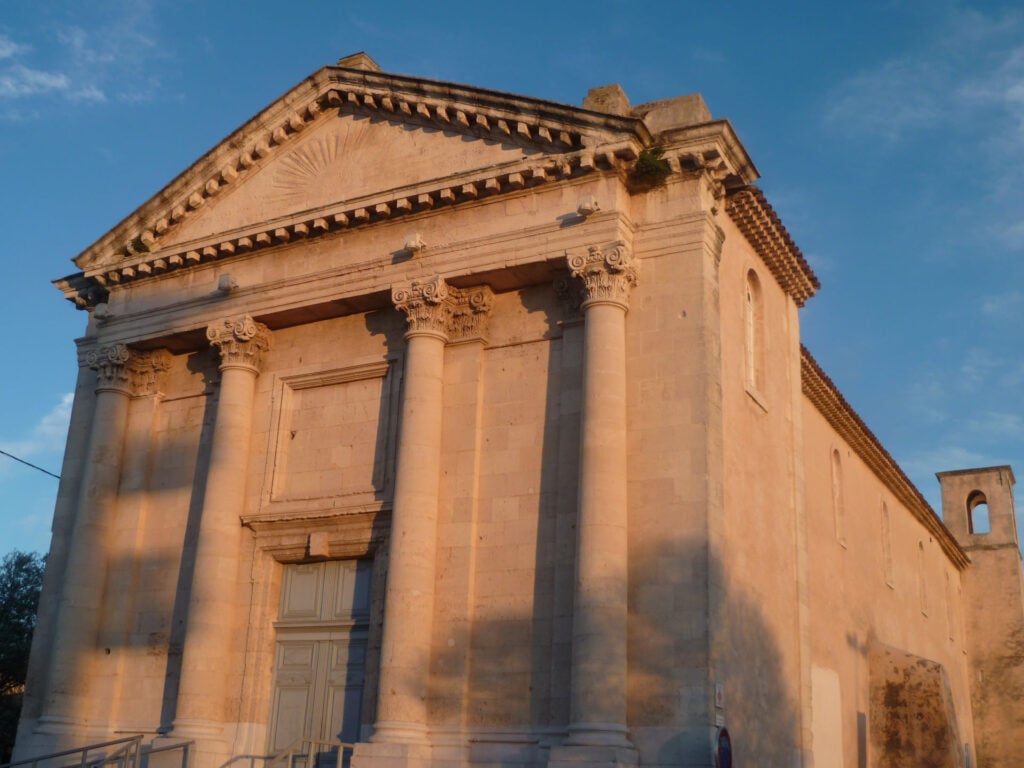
[156,110,546,252]
[72,65,647,279]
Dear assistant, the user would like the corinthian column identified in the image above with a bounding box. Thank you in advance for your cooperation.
[39,345,165,743]
[555,242,638,762]
[173,316,270,747]
[370,276,452,746]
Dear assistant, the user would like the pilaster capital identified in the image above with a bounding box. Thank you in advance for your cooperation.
[206,315,271,373]
[83,345,172,396]
[130,349,173,397]
[448,285,494,343]
[566,241,638,311]
[392,276,451,340]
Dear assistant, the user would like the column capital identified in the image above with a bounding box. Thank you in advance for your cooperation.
[206,315,271,373]
[392,277,495,342]
[392,276,451,340]
[83,344,171,396]
[566,241,638,311]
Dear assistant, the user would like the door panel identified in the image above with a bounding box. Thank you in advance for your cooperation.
[270,561,371,755]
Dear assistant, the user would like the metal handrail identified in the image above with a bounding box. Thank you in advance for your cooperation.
[140,739,193,768]
[1,735,143,768]
[263,739,354,768]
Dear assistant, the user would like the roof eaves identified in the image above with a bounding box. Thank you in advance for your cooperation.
[726,185,820,307]
[801,346,970,570]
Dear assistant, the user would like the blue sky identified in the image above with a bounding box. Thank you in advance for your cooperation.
[1,0,1022,555]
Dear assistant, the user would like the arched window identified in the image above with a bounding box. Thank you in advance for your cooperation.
[917,541,928,616]
[744,269,764,392]
[881,500,894,587]
[830,449,846,546]
[967,490,991,535]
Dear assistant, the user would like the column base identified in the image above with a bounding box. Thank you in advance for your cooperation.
[169,718,231,768]
[547,744,638,768]
[352,740,434,768]
[33,714,109,748]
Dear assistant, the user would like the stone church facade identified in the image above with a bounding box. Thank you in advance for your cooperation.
[13,53,1024,767]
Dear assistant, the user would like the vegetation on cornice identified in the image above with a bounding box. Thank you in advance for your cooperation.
[627,146,671,192]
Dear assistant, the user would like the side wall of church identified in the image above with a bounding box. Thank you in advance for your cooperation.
[802,403,975,764]
[716,214,807,764]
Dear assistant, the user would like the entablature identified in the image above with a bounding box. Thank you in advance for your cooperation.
[67,209,634,356]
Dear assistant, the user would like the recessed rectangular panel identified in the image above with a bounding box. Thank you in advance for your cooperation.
[269,684,313,753]
[276,376,385,501]
[279,563,325,621]
[323,683,364,744]
[329,560,373,621]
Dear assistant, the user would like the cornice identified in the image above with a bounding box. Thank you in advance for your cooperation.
[726,185,819,307]
[56,64,758,310]
[72,65,647,275]
[801,346,969,570]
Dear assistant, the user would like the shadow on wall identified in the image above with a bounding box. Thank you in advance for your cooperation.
[629,537,800,766]
[421,535,799,766]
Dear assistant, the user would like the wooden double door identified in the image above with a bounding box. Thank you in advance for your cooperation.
[269,560,372,754]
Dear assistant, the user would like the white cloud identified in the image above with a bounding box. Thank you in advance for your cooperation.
[0,393,73,459]
[981,289,1024,319]
[0,3,162,110]
[825,11,1024,144]
[900,444,991,478]
[966,411,1024,440]
[823,8,1024,253]
[825,57,942,143]
[0,33,29,60]
[0,64,70,98]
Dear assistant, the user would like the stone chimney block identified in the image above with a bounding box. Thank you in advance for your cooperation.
[336,52,382,72]
[633,94,712,134]
[583,84,631,116]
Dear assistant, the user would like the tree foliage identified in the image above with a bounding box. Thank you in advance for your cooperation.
[0,550,44,763]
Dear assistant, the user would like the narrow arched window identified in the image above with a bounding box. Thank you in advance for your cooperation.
[967,490,991,534]
[744,269,764,392]
[831,449,846,546]
[917,541,929,616]
[881,500,894,587]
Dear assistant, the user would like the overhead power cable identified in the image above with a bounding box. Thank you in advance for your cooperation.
[0,448,61,480]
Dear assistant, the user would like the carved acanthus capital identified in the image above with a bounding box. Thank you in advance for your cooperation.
[393,277,495,342]
[84,345,172,396]
[84,344,134,394]
[392,276,452,339]
[448,285,494,343]
[206,315,271,373]
[566,241,638,310]
[131,349,173,397]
